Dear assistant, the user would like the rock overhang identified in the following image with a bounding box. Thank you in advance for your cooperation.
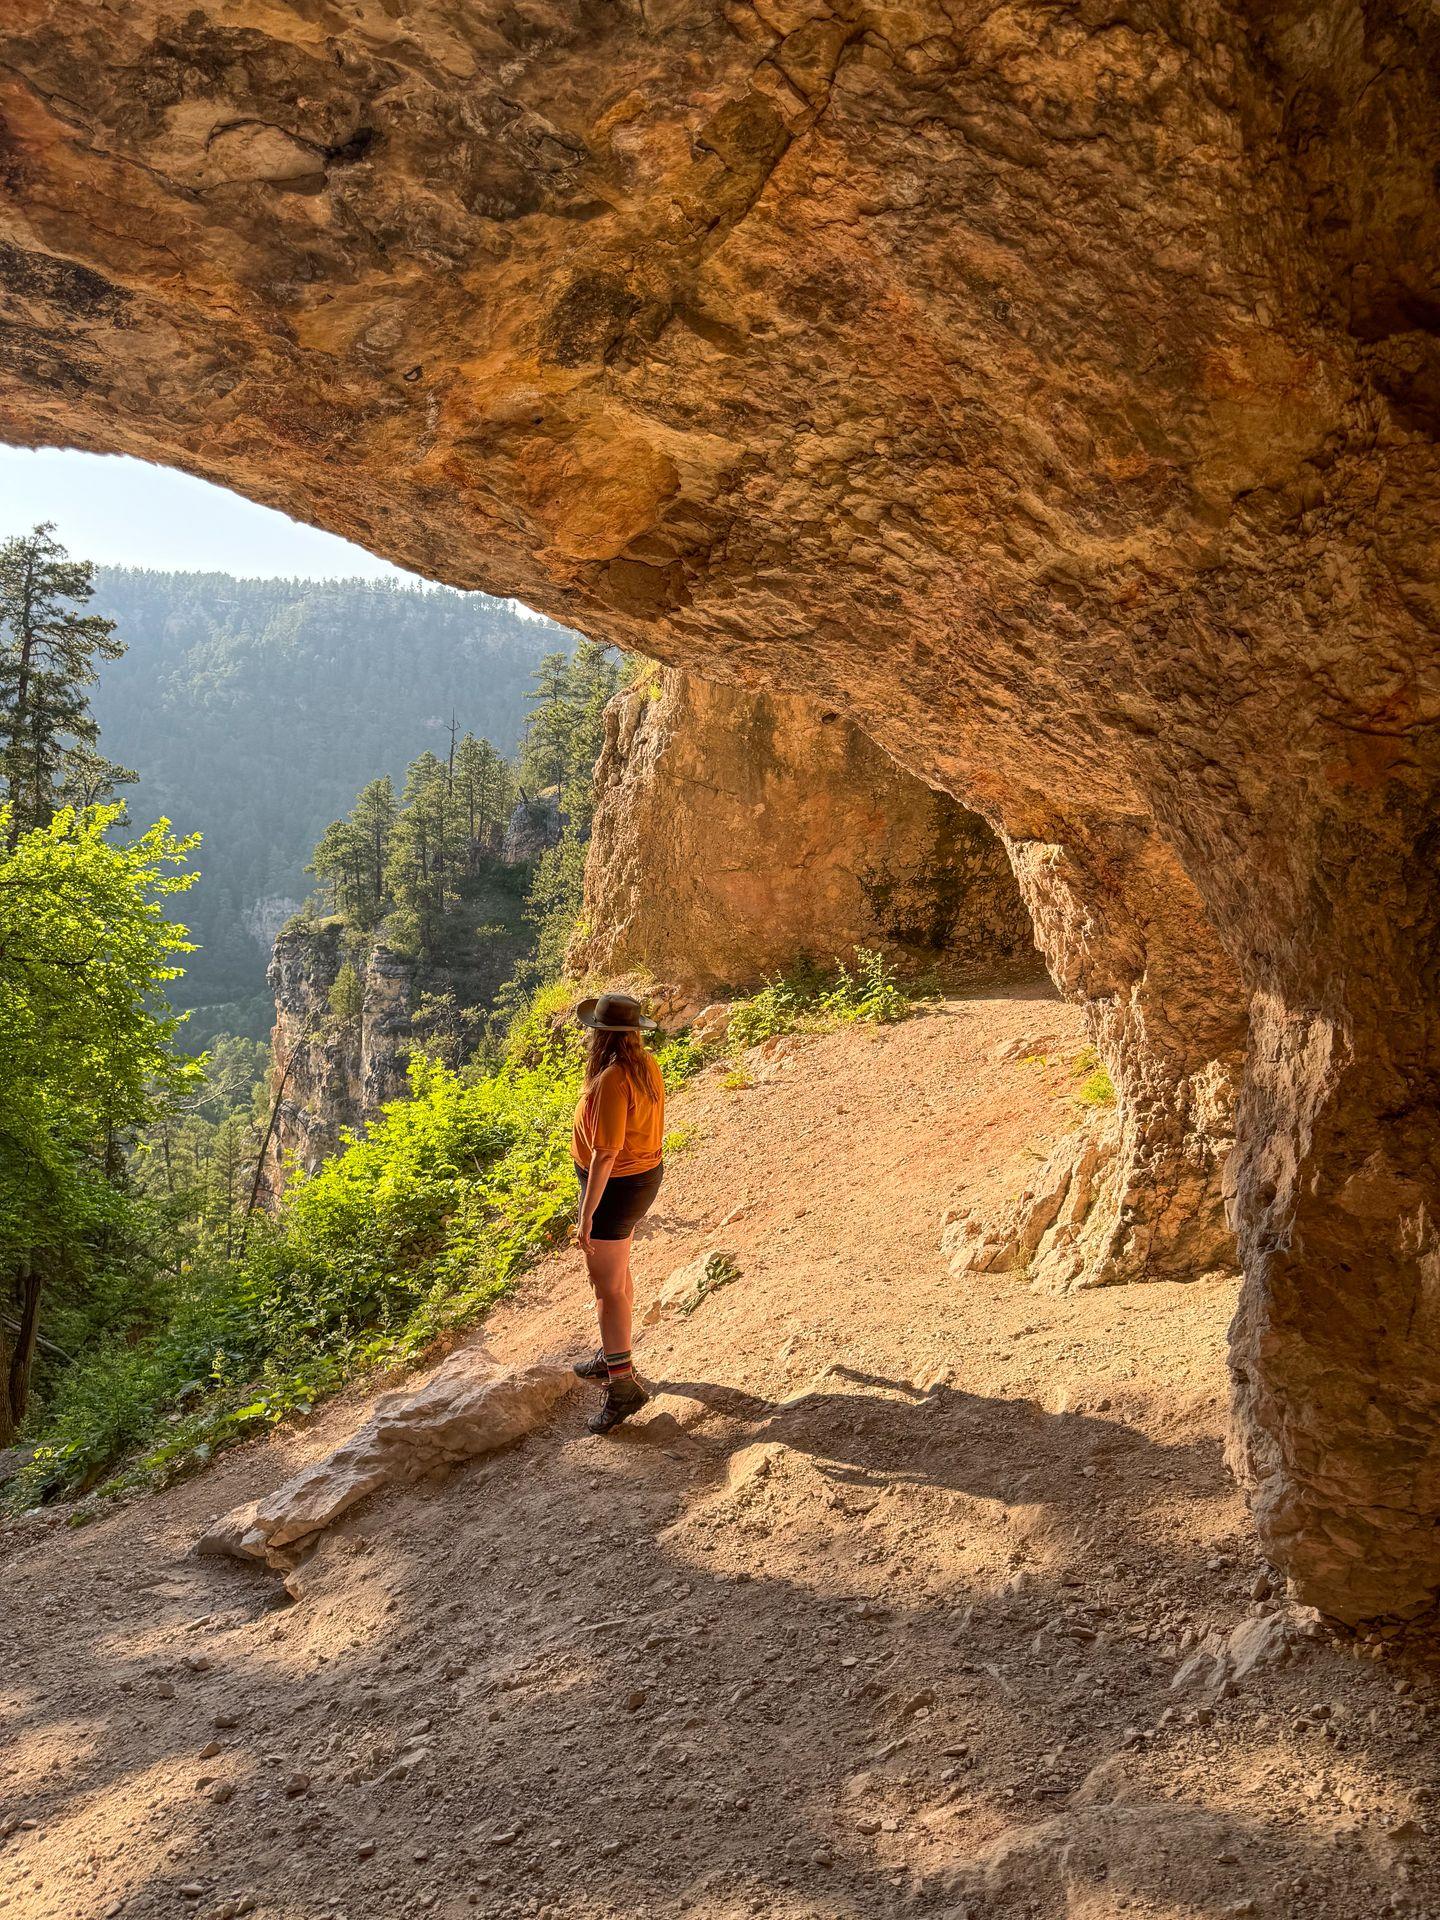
[2,0,1438,1624]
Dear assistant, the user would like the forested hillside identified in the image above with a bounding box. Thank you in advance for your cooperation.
[0,525,633,1494]
[89,569,576,1043]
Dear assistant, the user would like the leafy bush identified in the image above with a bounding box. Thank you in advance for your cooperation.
[821,947,913,1026]
[622,656,664,701]
[8,996,700,1507]
[13,1254,264,1502]
[727,949,914,1049]
[1071,1046,1117,1109]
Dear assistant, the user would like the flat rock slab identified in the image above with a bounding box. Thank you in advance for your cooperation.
[197,1347,574,1569]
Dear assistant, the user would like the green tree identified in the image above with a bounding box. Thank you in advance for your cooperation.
[385,750,454,934]
[0,526,132,848]
[0,804,198,1441]
[309,774,400,927]
[351,775,397,915]
[308,817,368,921]
[329,960,364,1021]
[560,640,620,831]
[207,1112,255,1262]
[523,822,590,979]
[197,1035,269,1125]
[304,736,523,958]
[518,650,576,796]
[453,734,514,859]
[407,989,485,1069]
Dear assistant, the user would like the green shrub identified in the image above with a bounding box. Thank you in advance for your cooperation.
[727,948,913,1049]
[1071,1046,1117,1109]
[727,970,821,1049]
[820,947,912,1026]
[622,656,663,700]
[9,991,701,1508]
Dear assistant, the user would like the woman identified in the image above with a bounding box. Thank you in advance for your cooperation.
[571,991,665,1434]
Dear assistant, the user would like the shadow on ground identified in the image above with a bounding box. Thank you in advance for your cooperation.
[3,1360,1437,1920]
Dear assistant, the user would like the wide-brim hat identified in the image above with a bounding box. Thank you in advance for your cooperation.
[575,991,655,1032]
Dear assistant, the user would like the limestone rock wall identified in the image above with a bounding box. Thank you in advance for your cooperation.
[570,670,1038,999]
[262,877,529,1198]
[4,0,1438,1620]
[261,923,416,1201]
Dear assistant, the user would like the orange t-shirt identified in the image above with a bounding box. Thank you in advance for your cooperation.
[572,1055,665,1176]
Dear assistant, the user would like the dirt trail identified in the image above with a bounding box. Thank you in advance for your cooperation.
[2,987,1437,1920]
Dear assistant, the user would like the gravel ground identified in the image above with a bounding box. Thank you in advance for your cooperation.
[2,984,1436,1920]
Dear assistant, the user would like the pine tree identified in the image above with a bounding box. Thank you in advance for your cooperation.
[59,738,138,813]
[309,818,368,920]
[349,775,397,922]
[208,1113,252,1262]
[328,960,364,1021]
[561,640,620,831]
[0,525,132,847]
[386,751,453,931]
[453,733,514,859]
[518,651,576,796]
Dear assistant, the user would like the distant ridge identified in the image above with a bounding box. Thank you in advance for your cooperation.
[89,568,576,1047]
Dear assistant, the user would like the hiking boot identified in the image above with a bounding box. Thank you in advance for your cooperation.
[573,1348,609,1383]
[587,1377,649,1435]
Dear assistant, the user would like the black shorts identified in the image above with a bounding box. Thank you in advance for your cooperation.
[575,1161,664,1240]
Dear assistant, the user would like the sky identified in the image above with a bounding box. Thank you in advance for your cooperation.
[0,444,418,581]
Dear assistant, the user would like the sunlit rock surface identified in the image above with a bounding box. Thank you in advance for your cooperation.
[198,1347,574,1569]
[2,0,1437,1620]
[572,667,1038,998]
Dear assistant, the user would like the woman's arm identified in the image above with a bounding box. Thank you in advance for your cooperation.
[579,1066,628,1253]
[578,1145,620,1254]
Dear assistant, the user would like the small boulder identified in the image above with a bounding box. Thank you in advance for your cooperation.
[690,1003,731,1047]
[197,1349,573,1569]
[195,1503,269,1563]
[642,1249,741,1324]
[1171,1607,1315,1693]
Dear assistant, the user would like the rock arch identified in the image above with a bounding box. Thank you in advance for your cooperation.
[2,0,1437,1623]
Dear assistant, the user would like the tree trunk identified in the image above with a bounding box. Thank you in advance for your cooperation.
[5,1258,43,1440]
[0,1330,13,1448]
[239,1018,313,1251]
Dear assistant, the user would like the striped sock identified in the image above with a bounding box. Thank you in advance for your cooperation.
[604,1350,634,1383]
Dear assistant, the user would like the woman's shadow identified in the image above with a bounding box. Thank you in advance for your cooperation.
[636,1362,1187,1518]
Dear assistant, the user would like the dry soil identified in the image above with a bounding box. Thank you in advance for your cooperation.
[2,986,1437,1920]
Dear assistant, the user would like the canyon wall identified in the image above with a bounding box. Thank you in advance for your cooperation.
[262,923,419,1198]
[571,668,1037,1000]
[261,865,532,1199]
[3,0,1438,1621]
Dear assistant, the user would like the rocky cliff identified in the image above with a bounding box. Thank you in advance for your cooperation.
[261,865,532,1199]
[5,0,1438,1619]
[571,669,1036,1000]
[262,925,411,1198]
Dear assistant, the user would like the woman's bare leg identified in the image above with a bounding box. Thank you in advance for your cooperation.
[584,1234,634,1359]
